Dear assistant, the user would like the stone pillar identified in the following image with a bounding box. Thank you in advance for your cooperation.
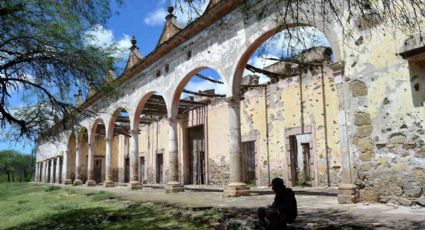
[86,141,96,186]
[41,161,45,182]
[73,141,83,185]
[50,158,55,183]
[55,157,61,184]
[164,118,184,193]
[128,129,142,190]
[331,62,359,204]
[63,150,72,185]
[223,97,250,197]
[104,137,115,187]
[34,162,39,182]
[45,160,49,183]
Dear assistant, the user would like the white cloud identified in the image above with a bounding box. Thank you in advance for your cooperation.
[144,8,167,26]
[84,25,131,60]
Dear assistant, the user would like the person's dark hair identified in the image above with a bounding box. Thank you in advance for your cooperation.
[271,177,285,189]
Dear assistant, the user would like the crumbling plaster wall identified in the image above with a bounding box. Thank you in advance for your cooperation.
[137,119,169,184]
[344,26,425,205]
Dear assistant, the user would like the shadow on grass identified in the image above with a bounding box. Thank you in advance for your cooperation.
[7,205,206,230]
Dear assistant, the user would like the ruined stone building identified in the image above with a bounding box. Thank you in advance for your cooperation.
[35,0,425,206]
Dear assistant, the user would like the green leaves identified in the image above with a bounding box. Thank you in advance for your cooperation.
[0,0,121,140]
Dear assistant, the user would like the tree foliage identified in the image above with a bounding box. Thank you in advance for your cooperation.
[0,0,121,140]
[0,150,34,182]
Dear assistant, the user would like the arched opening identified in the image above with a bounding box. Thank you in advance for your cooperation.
[91,119,107,184]
[78,127,89,184]
[171,67,227,185]
[66,133,76,183]
[109,108,131,185]
[133,92,168,184]
[232,26,342,187]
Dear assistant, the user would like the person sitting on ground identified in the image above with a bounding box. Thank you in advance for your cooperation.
[257,177,297,230]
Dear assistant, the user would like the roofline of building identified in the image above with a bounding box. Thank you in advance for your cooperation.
[78,0,243,112]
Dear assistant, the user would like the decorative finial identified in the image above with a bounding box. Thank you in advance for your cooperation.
[166,6,174,20]
[75,89,83,107]
[130,36,137,50]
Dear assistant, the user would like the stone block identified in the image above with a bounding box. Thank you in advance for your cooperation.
[389,134,406,144]
[64,179,73,185]
[338,194,359,204]
[223,183,250,197]
[128,181,143,190]
[417,196,425,206]
[359,151,374,161]
[73,179,83,186]
[164,183,184,193]
[404,182,422,198]
[350,80,368,97]
[389,185,403,196]
[357,137,374,152]
[356,125,372,137]
[103,180,115,188]
[354,112,371,126]
[360,189,379,202]
[338,184,359,204]
[415,148,425,158]
[398,197,413,206]
[86,180,96,186]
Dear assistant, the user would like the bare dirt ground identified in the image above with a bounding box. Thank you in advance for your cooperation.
[65,185,425,229]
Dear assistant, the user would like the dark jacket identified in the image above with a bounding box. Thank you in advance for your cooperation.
[271,188,297,223]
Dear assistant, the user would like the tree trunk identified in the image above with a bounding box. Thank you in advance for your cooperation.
[6,171,10,182]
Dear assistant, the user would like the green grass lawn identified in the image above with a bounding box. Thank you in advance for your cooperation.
[0,183,211,230]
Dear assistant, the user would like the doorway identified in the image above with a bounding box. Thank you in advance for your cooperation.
[94,159,102,184]
[156,153,163,184]
[139,156,145,183]
[188,125,205,185]
[124,156,130,183]
[242,141,256,185]
[288,134,312,186]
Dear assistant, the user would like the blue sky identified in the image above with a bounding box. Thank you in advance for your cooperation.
[1,0,330,154]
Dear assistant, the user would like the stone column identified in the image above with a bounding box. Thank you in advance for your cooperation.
[55,157,61,184]
[63,150,72,185]
[50,158,55,183]
[74,141,83,185]
[86,140,96,186]
[34,162,39,182]
[128,129,142,190]
[45,160,49,183]
[41,161,45,182]
[104,137,115,187]
[223,97,250,197]
[331,62,358,204]
[164,118,184,193]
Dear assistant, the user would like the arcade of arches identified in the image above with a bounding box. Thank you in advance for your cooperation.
[35,0,425,206]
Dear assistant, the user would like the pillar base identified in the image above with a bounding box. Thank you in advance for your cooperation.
[73,179,83,186]
[223,182,250,197]
[165,181,184,193]
[86,180,96,186]
[103,180,115,188]
[337,183,359,204]
[64,179,72,185]
[128,181,143,190]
